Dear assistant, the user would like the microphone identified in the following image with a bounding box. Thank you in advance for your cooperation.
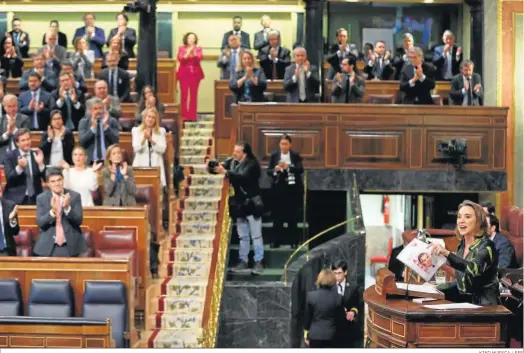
[416,229,431,244]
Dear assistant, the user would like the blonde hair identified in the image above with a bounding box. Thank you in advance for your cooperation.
[104,144,121,169]
[72,146,88,167]
[139,108,160,134]
[456,200,489,238]
[109,36,122,53]
[315,269,336,288]
[236,50,257,72]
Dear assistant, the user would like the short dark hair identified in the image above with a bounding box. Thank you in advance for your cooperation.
[480,201,495,215]
[462,59,475,68]
[331,260,348,272]
[280,134,292,143]
[46,167,63,181]
[49,109,64,124]
[117,12,129,22]
[28,72,42,81]
[12,17,21,24]
[343,57,357,66]
[50,20,59,26]
[488,214,500,232]
[233,15,242,20]
[14,128,30,142]
[183,32,198,45]
[84,12,95,20]
[375,40,386,46]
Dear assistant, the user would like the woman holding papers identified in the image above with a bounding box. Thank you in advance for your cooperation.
[430,200,500,306]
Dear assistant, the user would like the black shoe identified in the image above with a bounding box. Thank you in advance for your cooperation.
[230,260,249,272]
[270,243,281,249]
[252,261,264,275]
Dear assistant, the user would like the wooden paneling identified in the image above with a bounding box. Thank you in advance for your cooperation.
[233,103,508,171]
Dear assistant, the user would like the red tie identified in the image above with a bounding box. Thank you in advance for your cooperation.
[54,195,65,246]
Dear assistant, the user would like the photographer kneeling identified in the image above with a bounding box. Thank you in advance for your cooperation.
[213,141,264,274]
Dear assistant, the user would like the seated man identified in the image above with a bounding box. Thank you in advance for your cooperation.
[331,57,365,104]
[2,128,46,205]
[52,72,85,130]
[0,195,20,257]
[0,94,30,162]
[399,47,435,105]
[487,214,518,269]
[283,47,319,103]
[19,54,58,93]
[364,40,395,80]
[78,97,119,164]
[258,30,291,80]
[449,60,483,106]
[96,53,130,102]
[18,72,54,131]
[34,167,85,257]
[87,80,121,119]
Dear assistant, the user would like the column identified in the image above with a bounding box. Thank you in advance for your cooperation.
[135,0,158,94]
[465,0,483,77]
[304,0,324,70]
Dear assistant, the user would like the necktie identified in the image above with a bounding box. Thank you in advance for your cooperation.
[298,67,306,101]
[24,153,35,197]
[345,75,351,103]
[112,70,118,97]
[0,215,6,251]
[54,194,65,246]
[338,283,343,295]
[95,120,103,161]
[467,78,473,106]
[14,33,19,46]
[376,57,383,78]
[121,35,126,54]
[272,50,277,80]
[230,50,237,74]
[32,91,38,129]
[65,92,74,130]
[445,51,452,79]
[116,166,124,183]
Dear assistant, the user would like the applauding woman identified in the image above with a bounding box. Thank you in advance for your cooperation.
[39,110,75,167]
[61,146,101,207]
[176,32,204,121]
[102,144,136,206]
[71,37,94,79]
[135,85,164,125]
[132,108,167,187]
[229,50,267,103]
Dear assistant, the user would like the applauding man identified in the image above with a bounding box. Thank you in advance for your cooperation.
[332,57,365,103]
[399,47,435,105]
[364,41,394,80]
[52,73,85,131]
[283,47,319,103]
[18,72,54,130]
[0,199,20,257]
[449,60,483,106]
[0,95,30,162]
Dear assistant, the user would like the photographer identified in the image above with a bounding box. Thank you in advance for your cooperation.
[267,134,303,248]
[214,141,264,274]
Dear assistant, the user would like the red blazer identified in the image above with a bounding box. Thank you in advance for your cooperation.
[176,45,204,82]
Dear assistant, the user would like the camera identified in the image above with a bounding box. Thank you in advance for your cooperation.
[207,160,219,174]
[123,0,151,13]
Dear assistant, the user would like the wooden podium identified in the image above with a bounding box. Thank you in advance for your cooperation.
[364,269,512,348]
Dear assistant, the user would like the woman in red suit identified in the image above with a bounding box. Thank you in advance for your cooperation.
[176,32,204,121]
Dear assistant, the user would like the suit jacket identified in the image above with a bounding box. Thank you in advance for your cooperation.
[18,89,54,130]
[97,68,131,102]
[176,46,205,83]
[388,244,405,281]
[86,95,121,119]
[364,55,395,80]
[283,64,320,103]
[304,287,345,341]
[107,28,137,58]
[37,45,67,64]
[392,47,410,80]
[70,52,94,79]
[39,129,75,166]
[101,167,137,206]
[0,198,20,256]
[333,281,361,347]
[221,30,250,50]
[19,68,58,93]
[34,189,86,257]
[267,149,304,191]
[78,116,120,164]
[2,148,46,204]
[229,68,267,103]
[492,232,518,269]
[449,72,483,106]
[0,56,23,78]
[432,44,463,80]
[253,29,273,51]
[41,31,68,49]
[267,149,304,210]
[326,43,359,79]
[8,30,30,58]
[0,113,31,162]
[399,63,436,105]
[259,46,291,80]
[51,88,86,130]
[73,26,106,58]
[102,52,129,71]
[216,48,241,80]
[331,73,365,103]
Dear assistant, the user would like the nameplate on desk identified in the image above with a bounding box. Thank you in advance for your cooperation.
[423,303,482,310]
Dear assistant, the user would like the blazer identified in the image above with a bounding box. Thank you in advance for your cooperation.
[86,95,121,119]
[0,56,23,78]
[2,148,46,205]
[8,30,30,58]
[107,27,137,58]
[0,198,21,256]
[41,31,68,49]
[449,72,484,106]
[364,55,395,80]
[217,48,241,80]
[492,232,518,269]
[331,73,365,103]
[18,89,54,130]
[334,281,361,347]
[221,30,250,50]
[253,29,272,51]
[176,46,205,82]
[432,44,463,80]
[39,129,75,166]
[132,126,167,187]
[73,26,106,58]
[283,64,320,103]
[78,116,120,164]
[102,52,129,71]
[304,287,345,341]
[97,68,131,102]
[388,244,405,281]
[229,68,267,103]
[70,51,94,79]
[0,113,31,162]
[326,43,359,79]
[102,166,137,206]
[258,46,291,80]
[37,45,67,64]
[51,88,86,131]
[34,189,86,257]
[267,149,304,194]
[19,68,57,93]
[399,63,436,105]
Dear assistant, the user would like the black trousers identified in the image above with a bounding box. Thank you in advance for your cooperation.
[21,195,37,205]
[271,185,301,246]
[309,339,335,348]
[50,243,71,257]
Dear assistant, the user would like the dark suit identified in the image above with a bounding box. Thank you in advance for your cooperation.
[216,48,241,80]
[388,244,405,281]
[107,28,137,58]
[492,232,518,269]
[331,73,365,103]
[72,26,105,58]
[78,116,120,164]
[399,63,435,105]
[449,72,483,106]
[229,69,267,103]
[39,129,75,166]
[51,88,86,131]
[304,287,345,347]
[392,47,410,80]
[334,281,361,348]
[0,56,23,78]
[221,30,250,50]
[0,113,31,162]
[97,68,131,102]
[34,189,86,257]
[254,29,272,51]
[0,198,20,257]
[432,44,463,80]
[2,148,46,205]
[19,68,57,93]
[102,52,129,71]
[326,43,359,79]
[41,31,68,49]
[258,46,291,80]
[8,30,30,58]
[283,64,320,103]
[18,89,54,130]
[364,55,395,80]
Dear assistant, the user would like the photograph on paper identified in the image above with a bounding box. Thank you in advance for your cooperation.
[396,238,448,282]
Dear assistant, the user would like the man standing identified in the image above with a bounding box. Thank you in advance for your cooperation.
[97,53,131,102]
[449,60,483,106]
[0,197,19,257]
[0,95,30,162]
[87,80,122,119]
[34,167,85,257]
[393,33,415,80]
[107,13,137,58]
[283,47,319,103]
[432,30,463,81]
[52,72,86,130]
[41,20,68,49]
[253,15,274,51]
[18,72,54,131]
[326,28,359,80]
[8,18,30,58]
[19,54,58,93]
[399,47,435,105]
[73,13,106,58]
[38,30,67,66]
[217,35,241,80]
[221,16,250,50]
[258,30,291,80]
[364,40,394,80]
[331,57,365,104]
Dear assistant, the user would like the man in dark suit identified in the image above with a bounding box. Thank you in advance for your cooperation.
[97,53,131,102]
[487,214,518,269]
[221,16,250,50]
[217,34,241,80]
[449,60,483,106]
[432,30,462,81]
[2,128,46,205]
[399,47,435,105]
[392,33,415,80]
[18,72,54,131]
[107,13,137,58]
[364,40,395,80]
[60,61,88,99]
[8,18,30,58]
[72,13,106,58]
[331,260,361,348]
[0,37,24,78]
[253,15,274,51]
[0,94,31,162]
[258,30,291,80]
[326,28,359,80]
[283,47,319,103]
[331,57,365,104]
[0,197,20,257]
[41,20,68,49]
[39,109,75,166]
[52,73,86,131]
[38,31,67,68]
[19,54,58,93]
[388,244,405,281]
[34,167,85,257]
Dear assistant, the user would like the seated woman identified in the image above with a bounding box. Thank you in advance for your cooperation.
[102,36,129,71]
[102,144,136,206]
[0,37,23,78]
[71,37,95,79]
[39,110,75,167]
[132,108,167,187]
[229,50,267,103]
[135,85,165,125]
[430,200,500,306]
[61,146,102,207]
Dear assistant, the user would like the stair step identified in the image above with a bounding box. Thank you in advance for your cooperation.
[227,245,306,268]
[157,296,205,314]
[197,114,214,122]
[159,277,208,298]
[184,174,224,187]
[183,185,222,198]
[182,165,208,175]
[159,262,211,278]
[180,137,212,147]
[183,128,213,137]
[172,234,215,249]
[177,210,218,223]
[226,268,285,282]
[164,248,214,263]
[148,328,204,348]
[180,156,207,165]
[184,121,214,129]
[150,313,203,330]
[177,222,216,235]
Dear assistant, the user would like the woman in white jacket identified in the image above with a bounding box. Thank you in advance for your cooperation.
[132,108,167,187]
[61,146,102,206]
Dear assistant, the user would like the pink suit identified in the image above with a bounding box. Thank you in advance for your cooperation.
[176,45,204,121]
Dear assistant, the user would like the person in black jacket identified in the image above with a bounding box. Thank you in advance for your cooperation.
[0,196,20,257]
[486,214,518,269]
[39,110,74,167]
[267,134,303,248]
[399,47,435,105]
[304,269,345,348]
[215,141,265,275]
[41,20,68,49]
[229,50,267,103]
[258,30,291,80]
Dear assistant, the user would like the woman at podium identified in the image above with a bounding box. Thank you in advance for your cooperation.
[430,200,500,306]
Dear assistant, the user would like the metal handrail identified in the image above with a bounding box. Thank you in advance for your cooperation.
[282,215,361,285]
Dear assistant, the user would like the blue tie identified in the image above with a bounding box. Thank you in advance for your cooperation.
[230,51,237,75]
[0,216,6,251]
[32,91,38,129]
